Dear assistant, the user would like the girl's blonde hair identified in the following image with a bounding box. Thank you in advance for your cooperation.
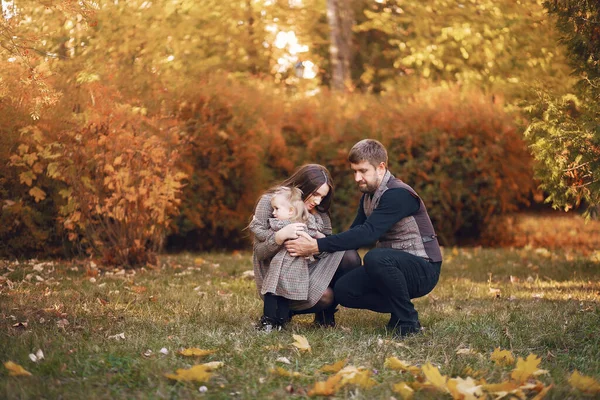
[271,186,309,223]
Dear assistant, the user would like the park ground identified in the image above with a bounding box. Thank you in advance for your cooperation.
[1,211,599,399]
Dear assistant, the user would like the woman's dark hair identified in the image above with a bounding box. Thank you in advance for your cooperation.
[267,164,334,213]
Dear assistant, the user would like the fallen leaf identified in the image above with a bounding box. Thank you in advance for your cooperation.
[269,366,302,377]
[568,370,600,394]
[291,334,311,353]
[159,347,169,355]
[384,357,421,375]
[164,364,213,382]
[490,348,515,366]
[108,332,125,340]
[421,363,448,392]
[532,384,553,400]
[447,377,483,400]
[392,382,414,400]
[456,348,476,355]
[131,286,147,294]
[308,374,343,396]
[241,270,254,279]
[28,349,44,363]
[276,357,291,365]
[511,354,543,383]
[202,361,224,370]
[318,359,348,373]
[179,348,217,357]
[338,367,377,389]
[4,361,32,376]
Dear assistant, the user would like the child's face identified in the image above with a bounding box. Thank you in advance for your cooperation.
[271,195,295,220]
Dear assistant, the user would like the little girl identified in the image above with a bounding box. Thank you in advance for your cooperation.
[248,186,319,331]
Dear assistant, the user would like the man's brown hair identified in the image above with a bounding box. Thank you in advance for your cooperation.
[348,139,388,168]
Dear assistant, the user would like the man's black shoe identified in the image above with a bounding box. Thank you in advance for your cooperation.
[313,308,337,327]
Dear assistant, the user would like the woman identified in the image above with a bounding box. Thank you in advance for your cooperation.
[251,164,360,330]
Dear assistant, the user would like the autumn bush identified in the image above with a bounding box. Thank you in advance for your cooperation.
[0,64,66,259]
[169,83,534,248]
[167,78,288,250]
[9,81,186,267]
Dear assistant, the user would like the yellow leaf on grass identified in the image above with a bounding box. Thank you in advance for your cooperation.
[384,357,421,375]
[292,334,311,352]
[318,359,348,373]
[338,367,377,389]
[447,377,483,400]
[569,370,600,394]
[392,382,414,399]
[179,348,216,357]
[269,366,303,377]
[532,384,553,400]
[421,362,448,392]
[164,364,213,382]
[511,354,542,383]
[490,347,515,366]
[4,361,32,376]
[482,381,520,396]
[202,361,224,370]
[308,374,343,396]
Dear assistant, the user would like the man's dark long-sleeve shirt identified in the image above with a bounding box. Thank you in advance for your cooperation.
[317,188,420,253]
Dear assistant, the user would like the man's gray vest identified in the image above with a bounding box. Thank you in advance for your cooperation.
[363,170,442,262]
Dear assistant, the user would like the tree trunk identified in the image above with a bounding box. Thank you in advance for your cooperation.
[326,0,353,91]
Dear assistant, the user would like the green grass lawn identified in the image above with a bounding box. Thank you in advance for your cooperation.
[1,233,600,398]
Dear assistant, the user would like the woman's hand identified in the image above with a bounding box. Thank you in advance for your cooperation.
[275,223,307,244]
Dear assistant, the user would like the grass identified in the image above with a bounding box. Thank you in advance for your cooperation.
[1,213,600,399]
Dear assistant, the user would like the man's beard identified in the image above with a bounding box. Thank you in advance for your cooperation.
[358,181,378,193]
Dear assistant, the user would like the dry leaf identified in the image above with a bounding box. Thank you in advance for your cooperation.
[456,348,476,356]
[4,361,32,376]
[179,348,217,357]
[108,332,125,340]
[511,354,542,383]
[384,357,421,375]
[318,359,348,373]
[269,366,302,377]
[291,334,311,352]
[421,363,448,392]
[531,384,553,400]
[490,348,515,366]
[164,364,213,382]
[569,370,600,394]
[276,357,291,365]
[339,367,377,389]
[201,361,224,371]
[131,286,147,294]
[308,374,343,396]
[392,382,415,400]
[447,377,483,400]
[28,349,44,363]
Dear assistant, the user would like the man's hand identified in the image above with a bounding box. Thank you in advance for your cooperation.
[285,231,319,257]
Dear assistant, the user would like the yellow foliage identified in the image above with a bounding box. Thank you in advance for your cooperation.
[384,357,421,375]
[178,348,217,357]
[291,334,311,353]
[447,377,484,400]
[421,362,448,392]
[511,354,543,383]
[308,374,343,397]
[568,370,600,394]
[164,364,214,382]
[318,359,347,373]
[490,347,515,366]
[392,382,414,400]
[269,366,303,377]
[337,366,377,389]
[4,361,32,377]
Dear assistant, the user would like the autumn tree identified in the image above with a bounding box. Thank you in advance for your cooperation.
[524,0,600,215]
[326,0,354,90]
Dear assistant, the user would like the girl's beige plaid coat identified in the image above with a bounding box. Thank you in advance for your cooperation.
[250,194,345,310]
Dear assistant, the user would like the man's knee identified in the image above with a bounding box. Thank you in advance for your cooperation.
[363,249,392,278]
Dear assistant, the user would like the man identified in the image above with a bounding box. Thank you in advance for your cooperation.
[286,139,442,337]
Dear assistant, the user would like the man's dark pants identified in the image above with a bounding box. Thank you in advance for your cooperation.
[334,248,441,330]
